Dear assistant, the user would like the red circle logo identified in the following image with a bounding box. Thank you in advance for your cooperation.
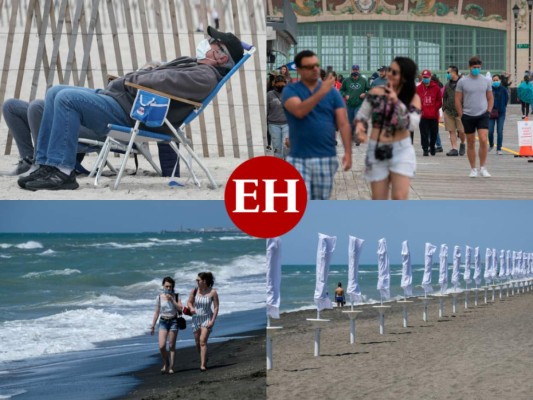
[224,156,307,238]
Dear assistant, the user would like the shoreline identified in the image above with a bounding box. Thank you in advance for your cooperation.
[117,329,266,400]
[268,288,532,399]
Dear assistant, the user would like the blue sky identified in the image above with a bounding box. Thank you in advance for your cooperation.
[1,201,531,266]
[280,201,533,265]
[0,201,233,233]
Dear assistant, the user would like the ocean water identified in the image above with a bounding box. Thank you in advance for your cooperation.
[280,263,501,313]
[0,232,266,399]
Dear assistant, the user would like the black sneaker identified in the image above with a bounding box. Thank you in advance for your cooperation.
[459,143,465,156]
[435,146,443,153]
[423,151,429,156]
[25,167,79,191]
[4,157,33,176]
[17,165,54,189]
[446,149,459,156]
[430,148,436,156]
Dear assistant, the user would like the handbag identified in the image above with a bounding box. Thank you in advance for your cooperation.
[176,315,186,330]
[489,108,499,119]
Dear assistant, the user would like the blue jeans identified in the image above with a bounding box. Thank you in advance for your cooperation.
[347,106,361,132]
[488,114,505,150]
[268,123,289,159]
[35,85,131,169]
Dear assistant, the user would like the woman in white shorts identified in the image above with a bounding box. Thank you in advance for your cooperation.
[355,57,421,199]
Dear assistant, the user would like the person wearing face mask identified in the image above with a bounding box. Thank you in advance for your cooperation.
[455,56,494,178]
[416,69,442,156]
[488,75,509,155]
[442,65,466,156]
[267,75,289,159]
[340,64,370,145]
[518,75,533,119]
[16,26,243,191]
[150,276,183,374]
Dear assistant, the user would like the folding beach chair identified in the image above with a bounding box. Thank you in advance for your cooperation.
[88,42,256,190]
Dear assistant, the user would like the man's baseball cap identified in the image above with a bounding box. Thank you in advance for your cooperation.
[352,64,360,70]
[207,26,244,63]
[378,65,387,71]
[421,69,431,78]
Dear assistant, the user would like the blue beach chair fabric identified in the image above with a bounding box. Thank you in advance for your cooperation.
[90,42,256,190]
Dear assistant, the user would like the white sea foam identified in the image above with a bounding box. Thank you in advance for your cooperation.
[0,389,27,398]
[15,241,43,249]
[218,235,255,241]
[0,308,152,363]
[0,255,11,259]
[0,244,11,249]
[38,249,56,256]
[85,238,203,249]
[22,269,81,279]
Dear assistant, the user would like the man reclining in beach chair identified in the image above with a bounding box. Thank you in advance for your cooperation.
[17,26,244,191]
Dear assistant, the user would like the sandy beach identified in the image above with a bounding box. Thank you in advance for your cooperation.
[118,330,266,400]
[267,289,533,400]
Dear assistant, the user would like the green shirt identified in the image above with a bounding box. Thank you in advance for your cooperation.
[340,76,370,108]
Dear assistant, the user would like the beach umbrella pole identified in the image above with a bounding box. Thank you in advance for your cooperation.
[438,297,444,318]
[342,305,362,345]
[491,285,496,302]
[403,304,409,327]
[266,316,283,370]
[484,286,488,304]
[474,287,479,306]
[451,292,457,314]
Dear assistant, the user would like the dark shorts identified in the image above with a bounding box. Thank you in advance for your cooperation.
[461,112,489,133]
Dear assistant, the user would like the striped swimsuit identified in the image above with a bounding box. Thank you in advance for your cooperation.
[192,293,213,332]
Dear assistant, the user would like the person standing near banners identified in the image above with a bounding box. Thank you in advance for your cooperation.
[455,56,494,178]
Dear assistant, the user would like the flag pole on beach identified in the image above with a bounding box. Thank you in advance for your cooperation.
[307,233,335,356]
[464,245,472,309]
[398,240,413,328]
[266,237,283,370]
[420,242,436,322]
[483,247,492,304]
[451,245,461,314]
[373,238,391,335]
[473,247,481,306]
[490,247,497,302]
[343,236,364,344]
[498,249,505,300]
[435,244,449,318]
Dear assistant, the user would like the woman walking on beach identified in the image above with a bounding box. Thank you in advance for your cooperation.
[150,276,183,374]
[355,57,421,199]
[187,272,219,371]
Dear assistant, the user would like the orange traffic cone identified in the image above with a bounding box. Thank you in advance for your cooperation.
[518,116,533,156]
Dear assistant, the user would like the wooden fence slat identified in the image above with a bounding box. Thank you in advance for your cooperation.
[94,4,108,84]
[122,0,138,71]
[167,0,180,57]
[106,0,123,76]
[47,0,64,85]
[30,0,52,99]
[249,0,266,152]
[153,0,166,62]
[138,0,152,63]
[79,0,100,87]
[33,0,54,86]
[0,0,21,155]
[63,0,81,86]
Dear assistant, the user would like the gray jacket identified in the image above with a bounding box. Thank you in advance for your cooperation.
[101,57,223,128]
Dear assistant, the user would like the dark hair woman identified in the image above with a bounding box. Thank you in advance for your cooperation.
[187,272,219,371]
[150,276,183,374]
[354,56,421,200]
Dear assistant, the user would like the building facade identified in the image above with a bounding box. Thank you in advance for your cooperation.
[268,0,531,87]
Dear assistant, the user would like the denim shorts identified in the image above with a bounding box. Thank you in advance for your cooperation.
[159,316,178,331]
[365,137,416,182]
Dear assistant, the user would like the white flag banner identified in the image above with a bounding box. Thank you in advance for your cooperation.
[498,249,505,278]
[506,250,511,278]
[422,242,437,294]
[376,238,390,300]
[347,236,365,303]
[464,245,472,283]
[491,248,497,279]
[314,233,336,311]
[519,251,525,277]
[438,244,448,293]
[451,245,461,288]
[484,248,492,284]
[266,237,282,319]
[474,247,481,286]
[400,240,412,297]
[511,251,517,277]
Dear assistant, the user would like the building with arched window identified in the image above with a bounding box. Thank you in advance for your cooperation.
[267,0,530,90]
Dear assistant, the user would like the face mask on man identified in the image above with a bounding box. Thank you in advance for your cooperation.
[492,81,501,88]
[274,85,285,92]
[471,67,481,76]
[446,73,451,80]
[422,78,431,85]
[196,38,212,60]
[351,72,359,78]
